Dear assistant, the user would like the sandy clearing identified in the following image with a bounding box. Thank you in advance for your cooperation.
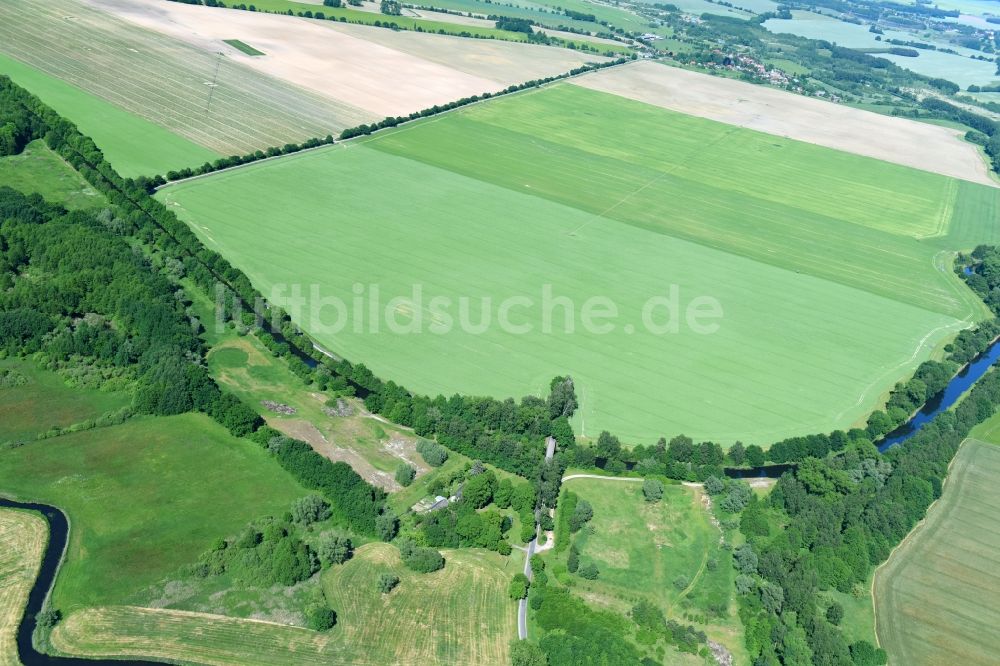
[572,60,996,186]
[0,509,47,666]
[87,0,608,118]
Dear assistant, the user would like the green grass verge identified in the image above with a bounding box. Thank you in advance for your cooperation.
[0,413,306,610]
[224,39,265,56]
[0,140,107,209]
[873,434,1000,664]
[160,83,975,443]
[0,54,219,177]
[49,543,516,665]
[0,359,130,445]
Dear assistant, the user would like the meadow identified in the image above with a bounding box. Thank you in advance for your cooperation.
[0,509,47,666]
[160,81,988,443]
[556,478,745,661]
[0,0,366,166]
[0,359,130,446]
[0,414,306,610]
[50,543,516,665]
[0,139,107,209]
[873,432,1000,665]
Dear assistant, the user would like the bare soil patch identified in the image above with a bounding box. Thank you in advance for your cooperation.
[572,60,995,185]
[87,0,607,118]
[271,418,399,491]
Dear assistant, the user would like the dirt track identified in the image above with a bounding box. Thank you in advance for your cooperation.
[573,60,996,186]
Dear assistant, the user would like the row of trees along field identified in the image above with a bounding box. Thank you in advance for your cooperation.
[150,57,630,185]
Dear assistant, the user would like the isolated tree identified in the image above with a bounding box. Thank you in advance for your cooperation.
[377,573,400,594]
[291,495,331,525]
[305,605,336,631]
[318,535,353,566]
[509,639,547,666]
[509,573,531,599]
[568,500,593,532]
[35,608,61,629]
[395,463,416,487]
[826,601,844,626]
[579,563,600,580]
[642,478,664,502]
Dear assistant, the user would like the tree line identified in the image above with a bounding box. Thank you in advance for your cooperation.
[151,57,631,186]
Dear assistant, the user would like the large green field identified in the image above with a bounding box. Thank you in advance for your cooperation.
[159,82,995,444]
[0,413,306,610]
[0,359,130,446]
[873,430,1000,665]
[49,543,516,665]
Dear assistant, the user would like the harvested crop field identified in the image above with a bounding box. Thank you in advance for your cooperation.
[51,544,515,665]
[86,0,610,118]
[874,436,1000,665]
[0,509,47,666]
[159,83,996,443]
[572,61,995,185]
[0,0,369,162]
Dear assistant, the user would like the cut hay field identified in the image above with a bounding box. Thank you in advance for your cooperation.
[0,413,306,611]
[874,434,1000,665]
[0,359,130,446]
[50,544,515,665]
[0,0,368,168]
[160,81,993,443]
[0,509,47,666]
[0,139,107,210]
[89,0,613,121]
[557,478,746,661]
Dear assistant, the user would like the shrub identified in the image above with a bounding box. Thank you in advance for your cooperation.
[642,478,664,502]
[398,537,444,573]
[509,573,530,599]
[377,572,400,593]
[318,535,353,566]
[306,605,336,631]
[291,495,332,525]
[395,463,415,487]
[579,563,600,580]
[416,440,448,467]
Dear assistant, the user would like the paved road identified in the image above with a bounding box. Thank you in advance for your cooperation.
[517,437,557,639]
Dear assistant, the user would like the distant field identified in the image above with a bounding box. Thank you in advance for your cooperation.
[0,0,367,165]
[0,509,47,666]
[558,478,745,660]
[0,359,130,445]
[0,54,217,177]
[51,544,515,665]
[161,82,984,443]
[0,139,107,209]
[92,0,614,121]
[223,39,265,56]
[0,414,306,610]
[874,435,1000,665]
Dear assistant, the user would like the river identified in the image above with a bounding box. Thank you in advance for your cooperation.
[0,497,164,666]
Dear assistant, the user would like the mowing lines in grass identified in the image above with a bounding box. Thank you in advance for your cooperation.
[160,97,963,442]
[874,436,1000,665]
[50,543,515,665]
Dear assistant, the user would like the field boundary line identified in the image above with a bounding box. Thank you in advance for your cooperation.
[155,58,636,190]
[870,441,965,651]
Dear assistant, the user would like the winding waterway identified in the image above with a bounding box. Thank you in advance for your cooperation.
[0,497,163,666]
